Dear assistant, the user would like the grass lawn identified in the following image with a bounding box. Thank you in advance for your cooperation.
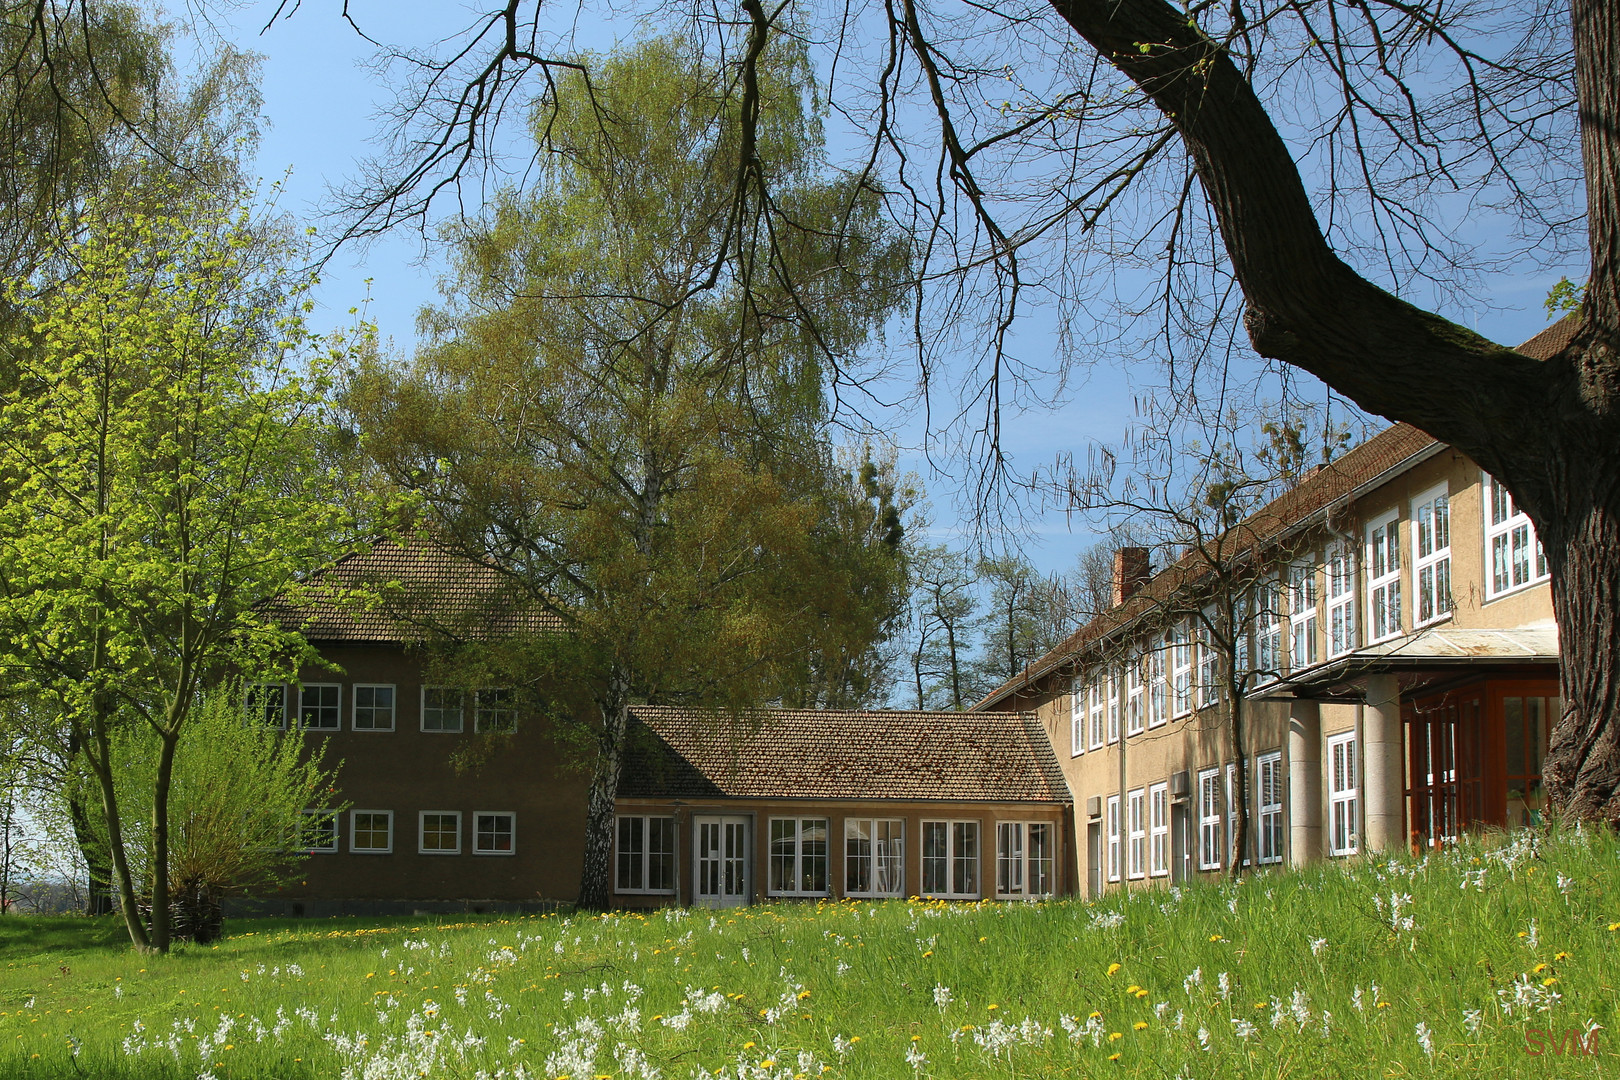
[1,828,1617,1079]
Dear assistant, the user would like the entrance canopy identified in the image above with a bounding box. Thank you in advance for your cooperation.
[1253,622,1559,704]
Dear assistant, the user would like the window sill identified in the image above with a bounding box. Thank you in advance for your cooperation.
[1483,578,1550,605]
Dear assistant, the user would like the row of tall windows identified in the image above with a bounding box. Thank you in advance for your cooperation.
[1071,473,1545,751]
[302,809,516,856]
[613,816,1053,899]
[247,683,516,733]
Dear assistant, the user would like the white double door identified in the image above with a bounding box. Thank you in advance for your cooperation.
[694,815,749,907]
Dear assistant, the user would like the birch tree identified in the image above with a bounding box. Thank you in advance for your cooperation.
[344,35,909,909]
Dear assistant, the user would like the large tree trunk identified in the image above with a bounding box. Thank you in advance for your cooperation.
[1542,476,1620,825]
[1050,0,1620,821]
[576,668,632,911]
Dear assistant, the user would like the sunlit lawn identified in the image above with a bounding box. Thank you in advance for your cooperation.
[2,827,1617,1078]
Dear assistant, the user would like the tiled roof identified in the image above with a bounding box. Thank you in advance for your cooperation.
[970,319,1575,711]
[618,706,1071,803]
[263,540,562,644]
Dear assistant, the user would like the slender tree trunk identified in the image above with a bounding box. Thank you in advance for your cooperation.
[946,621,963,711]
[1228,687,1250,880]
[85,699,151,951]
[576,666,632,911]
[66,789,114,917]
[148,726,179,952]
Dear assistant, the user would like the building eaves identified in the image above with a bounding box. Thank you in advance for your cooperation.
[969,314,1576,713]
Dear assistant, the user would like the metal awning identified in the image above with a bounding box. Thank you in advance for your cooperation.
[1252,622,1560,702]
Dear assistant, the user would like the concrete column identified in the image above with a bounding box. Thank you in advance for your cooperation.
[1287,699,1322,866]
[1362,674,1405,854]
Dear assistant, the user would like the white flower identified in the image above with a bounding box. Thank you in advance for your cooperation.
[933,985,953,1009]
[1416,1021,1434,1057]
[1309,938,1328,956]
[1462,1009,1482,1035]
[1183,967,1202,995]
[1197,1027,1211,1051]
[905,1043,927,1070]
[1231,1018,1257,1039]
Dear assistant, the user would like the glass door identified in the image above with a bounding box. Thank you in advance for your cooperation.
[695,816,749,907]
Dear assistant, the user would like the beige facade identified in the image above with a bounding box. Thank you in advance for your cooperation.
[977,423,1561,897]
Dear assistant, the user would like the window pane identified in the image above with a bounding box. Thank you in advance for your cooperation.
[922,822,948,894]
[769,819,796,894]
[476,813,514,853]
[617,816,644,890]
[845,819,872,894]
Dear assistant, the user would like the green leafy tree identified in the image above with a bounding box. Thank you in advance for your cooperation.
[82,683,342,942]
[0,187,358,951]
[905,543,981,711]
[346,35,909,909]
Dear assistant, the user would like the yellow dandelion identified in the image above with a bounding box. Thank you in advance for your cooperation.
[1532,962,1548,973]
[850,1036,861,1043]
[921,951,933,958]
[1126,984,1141,994]
[1108,1031,1123,1042]
[1106,963,1122,977]
[959,1025,974,1033]
[1209,934,1223,942]
[1608,922,1620,932]
[761,1061,776,1069]
[988,1003,999,1011]
[1133,1021,1148,1031]
[743,1042,756,1050]
[1555,951,1571,960]
[1109,1052,1122,1061]
[1089,1011,1102,1019]
[911,1035,922,1042]
[1376,1001,1391,1009]
[1135,989,1148,999]
[1543,977,1559,987]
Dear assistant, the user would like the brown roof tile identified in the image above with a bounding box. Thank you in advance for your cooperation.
[619,706,1071,803]
[264,540,561,644]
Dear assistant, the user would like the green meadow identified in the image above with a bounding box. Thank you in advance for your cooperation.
[2,828,1616,1079]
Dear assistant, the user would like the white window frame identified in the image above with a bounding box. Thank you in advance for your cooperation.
[298,683,342,731]
[418,810,461,855]
[350,810,393,854]
[1483,472,1549,600]
[474,687,516,733]
[1149,782,1170,878]
[247,683,287,729]
[1126,652,1145,737]
[844,817,905,897]
[421,686,465,733]
[1106,670,1121,744]
[301,809,338,853]
[1365,509,1402,643]
[1105,795,1121,884]
[1327,541,1356,658]
[1327,733,1360,857]
[1411,484,1453,626]
[1254,575,1282,683]
[1070,676,1085,757]
[768,817,830,897]
[1126,788,1146,881]
[473,811,516,856]
[1288,558,1319,672]
[921,819,980,898]
[1147,636,1168,729]
[1224,763,1244,867]
[352,683,396,732]
[1196,612,1219,709]
[996,821,1054,898]
[1256,751,1284,865]
[1088,677,1107,751]
[615,814,677,893]
[1170,622,1193,718]
[1196,768,1222,871]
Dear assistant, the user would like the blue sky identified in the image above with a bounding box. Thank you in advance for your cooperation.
[216,1,1574,577]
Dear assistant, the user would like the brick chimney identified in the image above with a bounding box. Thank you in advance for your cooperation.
[1111,547,1151,607]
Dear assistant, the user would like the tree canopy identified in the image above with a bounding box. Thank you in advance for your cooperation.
[344,36,912,907]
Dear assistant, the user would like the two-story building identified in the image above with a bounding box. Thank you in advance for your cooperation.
[972,321,1571,895]
[258,544,1071,913]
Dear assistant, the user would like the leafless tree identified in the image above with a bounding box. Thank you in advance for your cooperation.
[51,0,1605,821]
